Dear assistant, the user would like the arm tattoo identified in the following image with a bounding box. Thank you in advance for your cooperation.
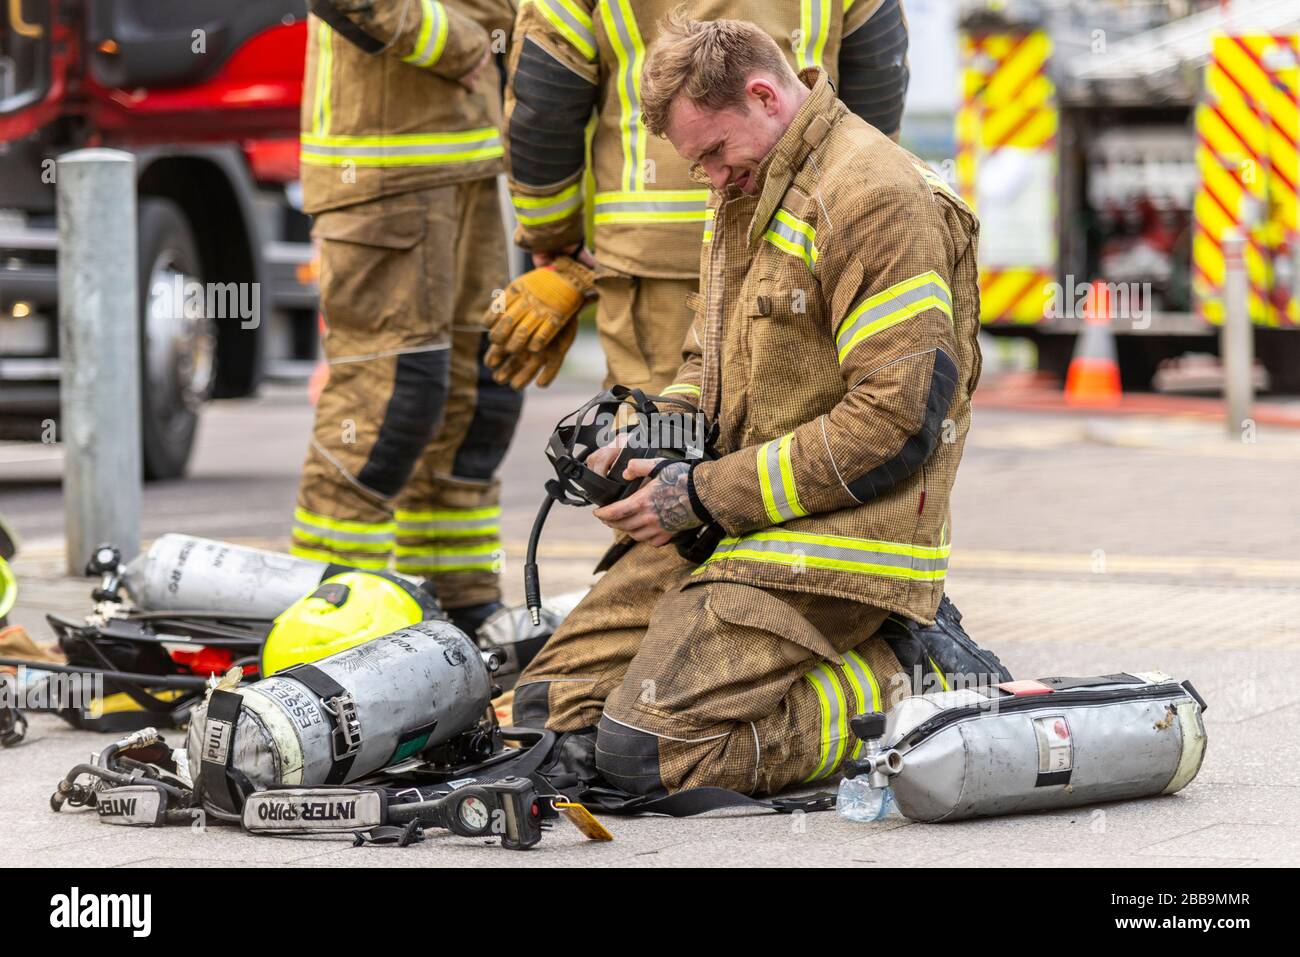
[648,461,702,533]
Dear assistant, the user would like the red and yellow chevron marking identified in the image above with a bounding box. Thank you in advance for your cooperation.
[980,268,1054,324]
[959,31,1058,324]
[955,33,991,203]
[1195,33,1300,327]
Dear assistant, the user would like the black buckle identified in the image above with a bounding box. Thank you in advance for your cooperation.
[324,693,362,761]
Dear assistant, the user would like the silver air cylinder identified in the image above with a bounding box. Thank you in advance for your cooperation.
[187,620,492,797]
[123,534,338,618]
[882,674,1207,822]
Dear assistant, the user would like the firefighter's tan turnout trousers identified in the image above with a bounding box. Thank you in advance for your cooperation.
[592,274,697,393]
[513,542,909,796]
[292,178,522,609]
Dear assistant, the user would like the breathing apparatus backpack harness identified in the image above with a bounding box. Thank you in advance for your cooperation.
[50,726,571,848]
[525,386,726,623]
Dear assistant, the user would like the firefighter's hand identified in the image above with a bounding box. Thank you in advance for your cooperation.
[483,257,593,357]
[594,460,702,546]
[459,48,492,90]
[484,316,577,389]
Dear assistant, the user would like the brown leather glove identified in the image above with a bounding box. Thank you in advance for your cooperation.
[482,256,593,356]
[486,315,578,390]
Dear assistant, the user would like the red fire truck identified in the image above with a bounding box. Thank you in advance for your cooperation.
[0,0,314,478]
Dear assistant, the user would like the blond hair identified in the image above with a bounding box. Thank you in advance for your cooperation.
[641,8,798,136]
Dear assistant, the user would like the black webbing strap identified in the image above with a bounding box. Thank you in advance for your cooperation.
[574,785,837,817]
[198,689,246,816]
[310,0,386,54]
[283,664,359,785]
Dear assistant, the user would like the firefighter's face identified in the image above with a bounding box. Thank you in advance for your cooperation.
[666,76,792,195]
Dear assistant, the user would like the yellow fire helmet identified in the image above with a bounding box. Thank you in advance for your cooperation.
[260,571,442,677]
[0,556,16,623]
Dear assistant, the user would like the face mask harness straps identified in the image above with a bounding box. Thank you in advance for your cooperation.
[525,386,721,624]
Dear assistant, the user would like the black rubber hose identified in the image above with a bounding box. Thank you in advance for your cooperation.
[50,763,136,811]
[524,495,557,626]
[0,659,211,688]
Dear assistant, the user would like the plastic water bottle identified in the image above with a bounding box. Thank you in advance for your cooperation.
[836,711,902,822]
[837,775,898,822]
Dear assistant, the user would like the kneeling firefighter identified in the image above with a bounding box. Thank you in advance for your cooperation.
[513,14,990,798]
[292,0,525,637]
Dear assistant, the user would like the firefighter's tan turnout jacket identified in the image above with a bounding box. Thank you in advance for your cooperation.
[503,0,911,278]
[670,69,983,625]
[301,0,518,213]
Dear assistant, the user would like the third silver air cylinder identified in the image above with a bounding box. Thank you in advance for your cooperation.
[123,534,342,618]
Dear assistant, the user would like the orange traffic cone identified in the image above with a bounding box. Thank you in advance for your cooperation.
[1064,280,1122,407]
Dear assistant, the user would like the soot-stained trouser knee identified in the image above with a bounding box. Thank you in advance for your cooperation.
[357,350,451,497]
[509,37,597,187]
[839,0,910,137]
[594,715,665,797]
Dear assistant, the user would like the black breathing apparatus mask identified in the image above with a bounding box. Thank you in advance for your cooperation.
[525,386,725,623]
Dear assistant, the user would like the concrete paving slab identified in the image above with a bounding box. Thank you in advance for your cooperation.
[1141,823,1300,863]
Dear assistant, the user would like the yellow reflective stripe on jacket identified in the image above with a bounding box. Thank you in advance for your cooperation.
[797,0,832,70]
[395,505,502,539]
[301,128,504,167]
[593,189,710,224]
[763,208,819,269]
[313,19,333,136]
[697,530,950,581]
[402,0,450,68]
[803,663,849,781]
[839,650,882,759]
[835,271,954,363]
[289,544,389,570]
[394,540,502,573]
[512,182,583,226]
[703,206,715,243]
[599,0,647,192]
[536,0,597,61]
[757,432,808,525]
[662,383,701,399]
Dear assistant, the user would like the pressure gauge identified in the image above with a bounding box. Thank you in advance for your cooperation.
[456,794,492,834]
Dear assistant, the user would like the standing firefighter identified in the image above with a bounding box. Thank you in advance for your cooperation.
[514,14,982,797]
[483,0,911,394]
[294,0,523,633]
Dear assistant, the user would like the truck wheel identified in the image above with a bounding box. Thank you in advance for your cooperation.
[138,198,215,481]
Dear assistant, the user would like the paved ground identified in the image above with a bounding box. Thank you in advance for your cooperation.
[3,333,1299,866]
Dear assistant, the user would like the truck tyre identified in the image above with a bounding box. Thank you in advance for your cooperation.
[137,197,215,480]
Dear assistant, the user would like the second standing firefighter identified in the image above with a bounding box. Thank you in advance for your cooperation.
[482,0,911,394]
[294,0,523,634]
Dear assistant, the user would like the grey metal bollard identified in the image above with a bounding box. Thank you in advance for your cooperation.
[57,149,142,575]
[1220,229,1253,439]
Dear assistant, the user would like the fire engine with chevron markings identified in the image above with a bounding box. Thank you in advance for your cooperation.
[959,0,1300,392]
